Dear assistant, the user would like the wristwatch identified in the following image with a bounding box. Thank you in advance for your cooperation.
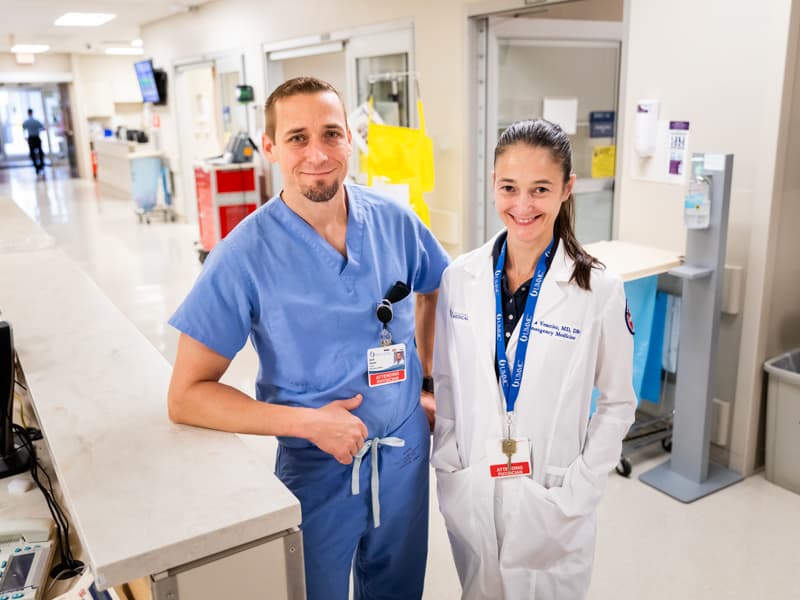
[422,376,435,394]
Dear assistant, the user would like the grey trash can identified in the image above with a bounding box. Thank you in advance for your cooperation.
[764,349,800,495]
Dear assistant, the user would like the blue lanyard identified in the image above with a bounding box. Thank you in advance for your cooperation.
[494,237,554,414]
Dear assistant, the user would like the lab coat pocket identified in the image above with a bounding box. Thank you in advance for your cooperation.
[500,477,595,571]
[436,466,484,582]
[543,465,568,489]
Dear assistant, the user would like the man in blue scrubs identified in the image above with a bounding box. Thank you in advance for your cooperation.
[22,109,45,175]
[168,77,449,600]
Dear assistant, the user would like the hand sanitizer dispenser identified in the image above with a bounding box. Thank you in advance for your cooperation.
[684,156,711,230]
[635,99,659,157]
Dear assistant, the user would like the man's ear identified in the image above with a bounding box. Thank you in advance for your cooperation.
[262,133,277,163]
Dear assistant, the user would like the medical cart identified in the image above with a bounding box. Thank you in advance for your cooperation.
[193,161,258,263]
[131,151,176,225]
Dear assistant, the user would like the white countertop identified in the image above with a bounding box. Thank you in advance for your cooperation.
[584,239,683,282]
[0,202,300,589]
[0,200,55,253]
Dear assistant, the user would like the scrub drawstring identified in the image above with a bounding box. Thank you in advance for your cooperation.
[351,436,405,528]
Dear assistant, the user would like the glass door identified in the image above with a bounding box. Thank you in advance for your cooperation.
[477,17,623,246]
[346,27,415,182]
[0,87,48,166]
[0,84,74,170]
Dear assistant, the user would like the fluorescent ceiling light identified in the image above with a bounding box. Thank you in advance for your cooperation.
[268,41,344,61]
[55,12,116,27]
[11,44,50,54]
[105,47,144,55]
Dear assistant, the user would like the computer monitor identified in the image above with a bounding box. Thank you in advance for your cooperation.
[1,320,33,478]
[134,59,161,104]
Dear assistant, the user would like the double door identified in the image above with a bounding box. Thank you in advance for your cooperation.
[0,84,74,169]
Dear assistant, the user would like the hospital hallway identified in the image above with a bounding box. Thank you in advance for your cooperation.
[2,167,799,600]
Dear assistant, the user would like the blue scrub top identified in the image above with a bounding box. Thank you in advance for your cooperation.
[170,184,450,446]
[22,117,44,138]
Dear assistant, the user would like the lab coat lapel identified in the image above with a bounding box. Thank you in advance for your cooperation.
[530,242,572,322]
[462,237,498,368]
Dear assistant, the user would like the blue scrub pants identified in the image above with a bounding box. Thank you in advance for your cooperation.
[275,403,430,600]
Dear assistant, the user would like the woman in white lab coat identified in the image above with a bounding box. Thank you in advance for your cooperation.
[432,119,637,600]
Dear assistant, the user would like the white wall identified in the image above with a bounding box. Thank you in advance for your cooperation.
[617,0,796,473]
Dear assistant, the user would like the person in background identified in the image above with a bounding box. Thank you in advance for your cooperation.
[432,119,637,599]
[168,77,449,600]
[22,109,45,175]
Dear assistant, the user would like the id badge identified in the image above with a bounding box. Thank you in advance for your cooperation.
[367,343,407,387]
[486,437,532,479]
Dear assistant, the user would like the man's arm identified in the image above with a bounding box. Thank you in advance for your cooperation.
[415,290,439,430]
[168,333,368,464]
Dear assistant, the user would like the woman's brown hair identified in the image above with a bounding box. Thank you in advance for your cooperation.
[494,119,603,290]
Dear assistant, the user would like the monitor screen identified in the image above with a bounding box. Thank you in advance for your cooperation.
[0,551,33,592]
[134,59,160,104]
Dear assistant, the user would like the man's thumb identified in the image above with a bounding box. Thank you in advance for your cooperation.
[337,393,363,411]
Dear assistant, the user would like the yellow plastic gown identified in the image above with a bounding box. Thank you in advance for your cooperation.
[366,98,434,226]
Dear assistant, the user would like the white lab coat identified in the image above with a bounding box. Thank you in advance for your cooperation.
[432,234,637,600]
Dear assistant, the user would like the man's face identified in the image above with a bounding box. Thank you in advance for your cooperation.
[263,91,352,204]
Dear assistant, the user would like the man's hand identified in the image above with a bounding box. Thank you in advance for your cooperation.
[420,390,435,432]
[308,394,368,464]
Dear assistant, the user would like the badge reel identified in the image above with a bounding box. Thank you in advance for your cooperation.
[367,283,409,387]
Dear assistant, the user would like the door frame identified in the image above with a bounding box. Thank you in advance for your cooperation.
[173,51,246,221]
[260,19,415,193]
[467,15,625,249]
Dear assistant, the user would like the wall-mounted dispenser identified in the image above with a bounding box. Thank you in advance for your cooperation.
[635,99,659,157]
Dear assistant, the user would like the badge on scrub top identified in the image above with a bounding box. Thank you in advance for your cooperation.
[487,437,532,479]
[367,343,407,387]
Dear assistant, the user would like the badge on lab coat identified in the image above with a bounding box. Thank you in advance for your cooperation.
[367,343,406,387]
[486,437,532,478]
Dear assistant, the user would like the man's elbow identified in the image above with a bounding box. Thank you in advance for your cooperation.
[167,384,190,424]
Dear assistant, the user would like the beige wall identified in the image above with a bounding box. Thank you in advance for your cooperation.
[278,52,348,101]
[768,14,800,361]
[69,54,144,179]
[759,3,800,467]
[0,52,72,81]
[618,0,796,473]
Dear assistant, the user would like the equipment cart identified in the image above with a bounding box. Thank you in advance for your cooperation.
[131,151,176,224]
[194,161,258,263]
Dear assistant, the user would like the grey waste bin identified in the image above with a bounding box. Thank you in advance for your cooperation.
[764,349,800,495]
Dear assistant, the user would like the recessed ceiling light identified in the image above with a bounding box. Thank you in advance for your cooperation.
[131,39,143,48]
[54,13,116,27]
[10,44,50,54]
[105,47,144,56]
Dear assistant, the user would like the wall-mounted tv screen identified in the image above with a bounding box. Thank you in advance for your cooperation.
[134,59,160,104]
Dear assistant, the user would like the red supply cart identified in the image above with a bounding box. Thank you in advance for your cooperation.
[194,161,258,262]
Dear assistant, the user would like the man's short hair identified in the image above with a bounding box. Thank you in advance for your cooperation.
[263,77,346,141]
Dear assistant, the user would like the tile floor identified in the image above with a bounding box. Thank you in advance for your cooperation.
[2,165,798,600]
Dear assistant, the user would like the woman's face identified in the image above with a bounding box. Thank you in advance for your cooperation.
[493,143,575,248]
